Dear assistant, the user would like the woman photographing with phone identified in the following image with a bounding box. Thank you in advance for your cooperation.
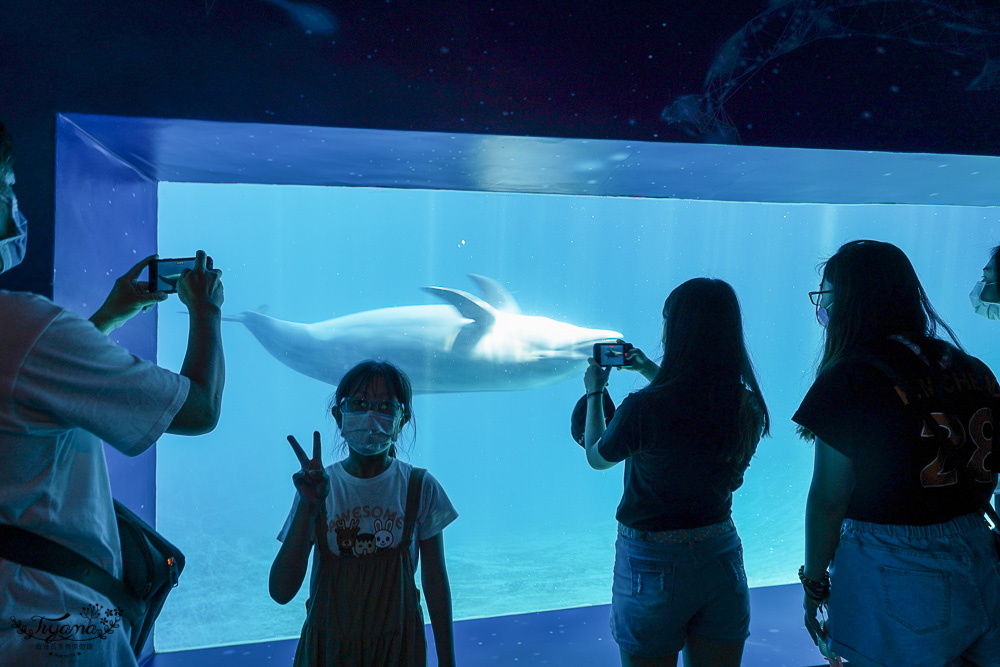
[583,277,770,667]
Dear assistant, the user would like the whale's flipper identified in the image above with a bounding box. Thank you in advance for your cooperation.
[468,274,520,313]
[423,286,496,354]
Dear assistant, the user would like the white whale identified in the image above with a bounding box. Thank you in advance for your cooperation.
[229,275,622,394]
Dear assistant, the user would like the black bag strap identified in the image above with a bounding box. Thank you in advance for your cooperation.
[0,521,144,624]
[850,336,999,524]
[401,467,426,547]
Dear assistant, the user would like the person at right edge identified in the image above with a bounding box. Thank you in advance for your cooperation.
[970,243,1000,321]
[794,239,1000,667]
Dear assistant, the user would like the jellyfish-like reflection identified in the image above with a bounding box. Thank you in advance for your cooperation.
[663,0,1000,142]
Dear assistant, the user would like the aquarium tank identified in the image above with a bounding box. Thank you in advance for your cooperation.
[50,115,1000,654]
[152,185,998,651]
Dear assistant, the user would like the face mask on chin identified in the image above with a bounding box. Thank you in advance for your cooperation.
[0,193,27,274]
[970,280,1000,321]
[341,410,401,457]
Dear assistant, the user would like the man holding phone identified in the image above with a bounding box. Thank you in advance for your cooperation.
[0,120,225,666]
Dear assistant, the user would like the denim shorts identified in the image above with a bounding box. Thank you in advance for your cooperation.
[610,520,750,658]
[828,513,1000,667]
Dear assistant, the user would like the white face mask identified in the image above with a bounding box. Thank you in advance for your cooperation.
[970,280,1000,321]
[341,410,400,456]
[0,193,27,273]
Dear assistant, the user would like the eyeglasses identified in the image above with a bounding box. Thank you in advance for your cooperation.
[808,290,833,306]
[338,397,404,417]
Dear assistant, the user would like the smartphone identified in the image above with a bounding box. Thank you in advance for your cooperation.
[149,257,196,293]
[594,342,633,367]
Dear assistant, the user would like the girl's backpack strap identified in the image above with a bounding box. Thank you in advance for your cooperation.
[401,467,426,547]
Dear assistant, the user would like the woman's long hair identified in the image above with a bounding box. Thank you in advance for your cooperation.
[651,278,770,478]
[816,240,962,378]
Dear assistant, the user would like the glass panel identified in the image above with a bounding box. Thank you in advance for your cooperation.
[154,182,998,651]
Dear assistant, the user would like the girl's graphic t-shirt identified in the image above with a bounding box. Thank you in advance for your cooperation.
[278,457,458,574]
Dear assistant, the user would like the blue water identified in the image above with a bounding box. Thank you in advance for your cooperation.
[152,182,999,651]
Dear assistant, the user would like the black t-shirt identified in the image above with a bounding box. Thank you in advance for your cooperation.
[598,381,757,531]
[793,338,999,525]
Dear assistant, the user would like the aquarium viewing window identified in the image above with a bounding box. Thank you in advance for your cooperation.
[53,114,1000,654]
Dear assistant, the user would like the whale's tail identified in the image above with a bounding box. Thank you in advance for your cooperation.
[221,305,270,324]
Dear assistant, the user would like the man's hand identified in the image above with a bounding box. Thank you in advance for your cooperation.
[166,249,226,435]
[89,255,168,334]
[177,250,224,312]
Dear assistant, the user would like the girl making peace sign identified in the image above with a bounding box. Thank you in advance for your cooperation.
[269,361,458,666]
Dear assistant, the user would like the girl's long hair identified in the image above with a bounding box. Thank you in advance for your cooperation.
[651,278,770,479]
[329,360,415,458]
[816,240,961,378]
[799,240,962,440]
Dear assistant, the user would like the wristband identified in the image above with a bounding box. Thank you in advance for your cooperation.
[586,390,604,398]
[798,565,830,602]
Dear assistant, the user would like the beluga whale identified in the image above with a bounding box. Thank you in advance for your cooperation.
[227,275,622,394]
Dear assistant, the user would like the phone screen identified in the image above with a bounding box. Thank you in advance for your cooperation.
[595,343,627,367]
[151,257,196,293]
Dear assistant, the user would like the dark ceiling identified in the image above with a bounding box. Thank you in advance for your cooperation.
[1,0,998,294]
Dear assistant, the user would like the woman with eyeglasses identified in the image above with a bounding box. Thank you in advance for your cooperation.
[269,360,458,666]
[970,244,1000,321]
[794,240,1000,667]
[582,277,770,667]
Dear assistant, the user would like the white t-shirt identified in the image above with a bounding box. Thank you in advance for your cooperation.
[0,291,189,666]
[278,457,458,593]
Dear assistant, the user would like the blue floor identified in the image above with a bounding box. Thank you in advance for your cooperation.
[146,582,828,666]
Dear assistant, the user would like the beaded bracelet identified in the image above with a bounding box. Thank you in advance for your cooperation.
[798,565,830,602]
[586,390,605,398]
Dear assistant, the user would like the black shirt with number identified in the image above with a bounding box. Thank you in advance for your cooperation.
[598,380,760,531]
[793,338,998,525]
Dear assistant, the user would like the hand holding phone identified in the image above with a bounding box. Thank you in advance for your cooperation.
[150,257,197,294]
[89,254,169,334]
[594,342,634,368]
[175,251,225,311]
